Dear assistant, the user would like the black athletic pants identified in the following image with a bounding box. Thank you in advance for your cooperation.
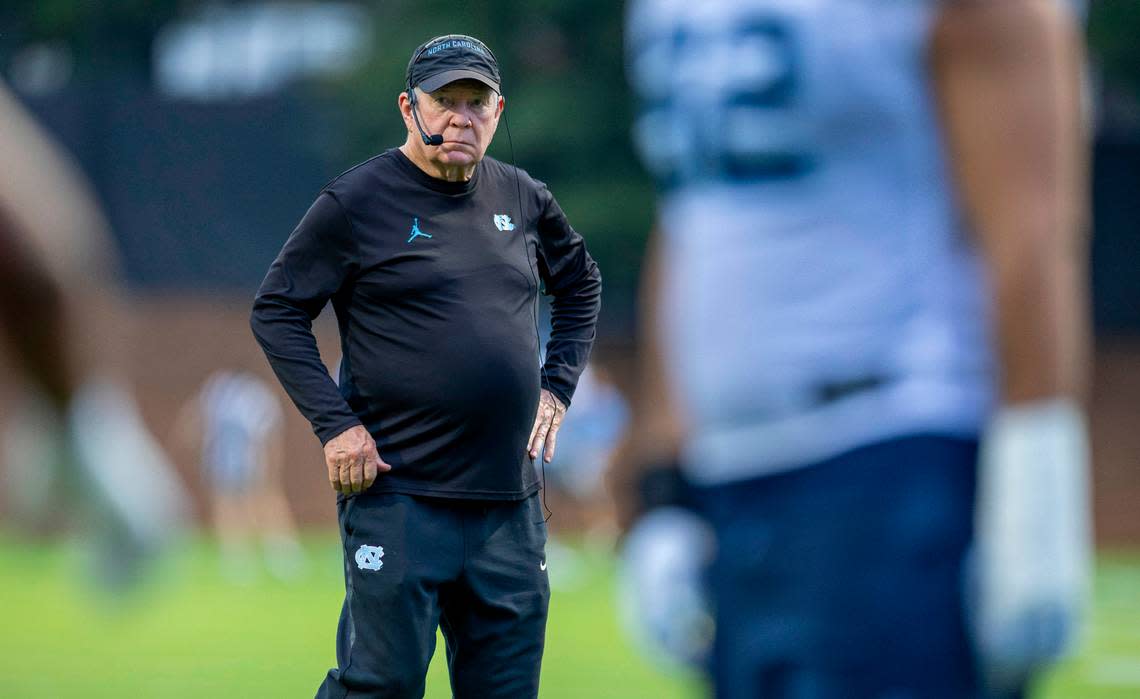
[316,492,550,699]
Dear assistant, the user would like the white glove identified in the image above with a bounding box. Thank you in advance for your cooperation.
[969,398,1092,692]
[617,507,716,671]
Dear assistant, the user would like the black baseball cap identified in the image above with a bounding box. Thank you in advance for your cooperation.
[406,34,501,94]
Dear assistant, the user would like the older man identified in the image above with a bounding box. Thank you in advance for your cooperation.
[251,34,601,698]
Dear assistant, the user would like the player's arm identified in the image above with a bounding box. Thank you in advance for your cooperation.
[931,1,1092,687]
[932,0,1090,404]
[0,84,120,408]
[0,205,75,410]
[609,227,713,667]
[607,228,688,534]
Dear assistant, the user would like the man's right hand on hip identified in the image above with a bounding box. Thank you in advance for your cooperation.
[324,425,390,494]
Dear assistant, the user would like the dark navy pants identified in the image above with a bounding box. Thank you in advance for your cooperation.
[697,435,992,699]
[316,492,550,699]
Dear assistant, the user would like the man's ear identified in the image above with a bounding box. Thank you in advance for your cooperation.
[398,91,416,131]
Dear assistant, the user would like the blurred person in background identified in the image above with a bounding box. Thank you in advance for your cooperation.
[540,363,630,588]
[547,364,629,508]
[616,1,1091,697]
[0,80,188,591]
[173,369,305,582]
[251,34,601,698]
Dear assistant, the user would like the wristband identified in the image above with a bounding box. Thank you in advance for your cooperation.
[970,398,1092,691]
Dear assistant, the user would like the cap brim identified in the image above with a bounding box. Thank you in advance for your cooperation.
[417,69,500,94]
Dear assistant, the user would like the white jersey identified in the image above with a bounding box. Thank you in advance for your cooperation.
[627,0,1041,484]
[200,371,281,480]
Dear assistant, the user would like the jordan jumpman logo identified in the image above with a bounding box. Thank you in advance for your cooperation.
[407,217,433,244]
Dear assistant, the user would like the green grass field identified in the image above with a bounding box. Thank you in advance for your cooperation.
[0,532,1137,698]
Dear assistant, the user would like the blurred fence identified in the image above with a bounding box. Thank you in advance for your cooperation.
[24,89,347,291]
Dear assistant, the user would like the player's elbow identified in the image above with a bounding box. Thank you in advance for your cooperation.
[973,190,1077,260]
[934,0,1076,63]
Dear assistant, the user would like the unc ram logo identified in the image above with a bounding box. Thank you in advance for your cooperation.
[493,214,516,231]
[355,544,385,571]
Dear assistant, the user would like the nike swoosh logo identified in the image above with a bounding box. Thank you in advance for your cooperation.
[539,560,547,571]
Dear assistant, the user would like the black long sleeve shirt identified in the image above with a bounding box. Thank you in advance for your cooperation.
[251,149,601,499]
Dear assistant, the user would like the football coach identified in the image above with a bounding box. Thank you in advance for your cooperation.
[250,34,602,698]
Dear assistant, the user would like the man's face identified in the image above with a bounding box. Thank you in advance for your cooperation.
[402,80,503,169]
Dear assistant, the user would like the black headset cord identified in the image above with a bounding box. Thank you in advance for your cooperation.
[504,110,554,524]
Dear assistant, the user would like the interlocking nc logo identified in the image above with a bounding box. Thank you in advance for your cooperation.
[355,544,385,571]
[494,214,516,231]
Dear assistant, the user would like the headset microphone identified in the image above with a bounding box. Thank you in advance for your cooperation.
[408,89,444,147]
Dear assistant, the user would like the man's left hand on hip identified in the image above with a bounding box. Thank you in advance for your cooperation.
[527,389,566,463]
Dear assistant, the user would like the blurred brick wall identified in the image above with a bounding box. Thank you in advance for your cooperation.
[1088,337,1140,545]
[128,295,341,528]
[2,294,1138,545]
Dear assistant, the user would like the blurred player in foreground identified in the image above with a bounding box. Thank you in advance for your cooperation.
[616,1,1091,696]
[0,80,188,591]
[174,370,305,582]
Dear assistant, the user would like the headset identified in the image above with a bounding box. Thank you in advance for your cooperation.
[407,35,554,521]
[407,90,443,147]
